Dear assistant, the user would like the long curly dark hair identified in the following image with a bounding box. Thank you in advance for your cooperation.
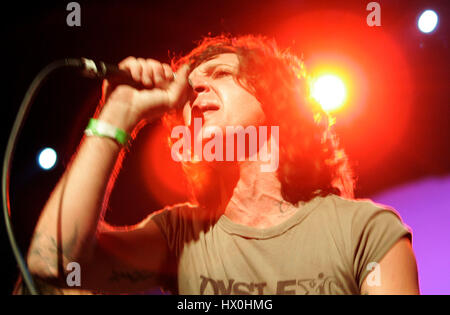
[163,34,356,206]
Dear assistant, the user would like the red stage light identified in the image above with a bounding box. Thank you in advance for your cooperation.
[275,9,413,173]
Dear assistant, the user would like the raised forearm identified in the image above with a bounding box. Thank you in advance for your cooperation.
[26,56,189,283]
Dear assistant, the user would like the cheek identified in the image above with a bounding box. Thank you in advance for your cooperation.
[234,80,265,123]
[234,94,266,126]
[221,86,263,124]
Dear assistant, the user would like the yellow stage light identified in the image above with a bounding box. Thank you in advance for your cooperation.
[312,74,347,112]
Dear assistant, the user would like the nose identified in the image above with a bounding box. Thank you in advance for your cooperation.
[193,85,207,94]
[189,76,210,94]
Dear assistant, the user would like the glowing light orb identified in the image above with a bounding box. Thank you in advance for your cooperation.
[418,10,438,33]
[312,74,347,112]
[38,147,57,170]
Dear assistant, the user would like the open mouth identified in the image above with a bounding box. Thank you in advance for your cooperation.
[190,103,219,124]
[191,106,204,122]
[201,104,220,112]
[188,104,220,140]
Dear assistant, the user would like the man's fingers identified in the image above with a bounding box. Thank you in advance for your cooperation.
[152,62,166,88]
[173,64,190,88]
[115,57,184,92]
[137,58,153,88]
[119,57,142,82]
[108,57,191,119]
[162,63,174,82]
[167,64,191,107]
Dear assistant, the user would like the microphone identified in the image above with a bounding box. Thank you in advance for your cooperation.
[67,57,145,89]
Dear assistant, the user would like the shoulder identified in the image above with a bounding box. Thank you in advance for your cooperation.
[319,195,413,289]
[147,202,200,226]
[314,194,411,244]
[318,194,406,223]
[152,202,200,216]
[319,193,392,211]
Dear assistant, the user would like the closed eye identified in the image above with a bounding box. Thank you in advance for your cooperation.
[212,69,233,79]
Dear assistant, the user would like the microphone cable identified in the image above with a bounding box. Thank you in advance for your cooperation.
[2,58,106,295]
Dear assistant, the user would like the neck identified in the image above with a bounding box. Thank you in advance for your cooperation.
[191,136,299,228]
[220,159,299,228]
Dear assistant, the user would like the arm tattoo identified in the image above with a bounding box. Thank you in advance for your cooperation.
[28,225,80,275]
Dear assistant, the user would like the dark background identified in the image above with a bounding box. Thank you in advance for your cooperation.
[2,0,449,294]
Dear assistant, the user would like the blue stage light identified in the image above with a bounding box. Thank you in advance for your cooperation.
[38,147,57,170]
[418,10,438,34]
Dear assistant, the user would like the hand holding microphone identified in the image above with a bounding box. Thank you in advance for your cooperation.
[94,57,191,134]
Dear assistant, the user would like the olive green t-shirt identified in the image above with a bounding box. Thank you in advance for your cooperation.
[152,194,411,295]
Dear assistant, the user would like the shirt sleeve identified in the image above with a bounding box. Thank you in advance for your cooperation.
[351,202,412,289]
[151,206,180,256]
[151,202,198,258]
[150,204,189,294]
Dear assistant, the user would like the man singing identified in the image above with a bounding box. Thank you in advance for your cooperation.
[26,34,419,295]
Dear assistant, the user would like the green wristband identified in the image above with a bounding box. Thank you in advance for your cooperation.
[84,118,130,146]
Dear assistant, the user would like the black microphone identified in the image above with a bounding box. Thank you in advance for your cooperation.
[67,57,146,89]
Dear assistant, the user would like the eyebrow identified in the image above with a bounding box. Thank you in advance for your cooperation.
[205,62,236,70]
[196,62,237,75]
